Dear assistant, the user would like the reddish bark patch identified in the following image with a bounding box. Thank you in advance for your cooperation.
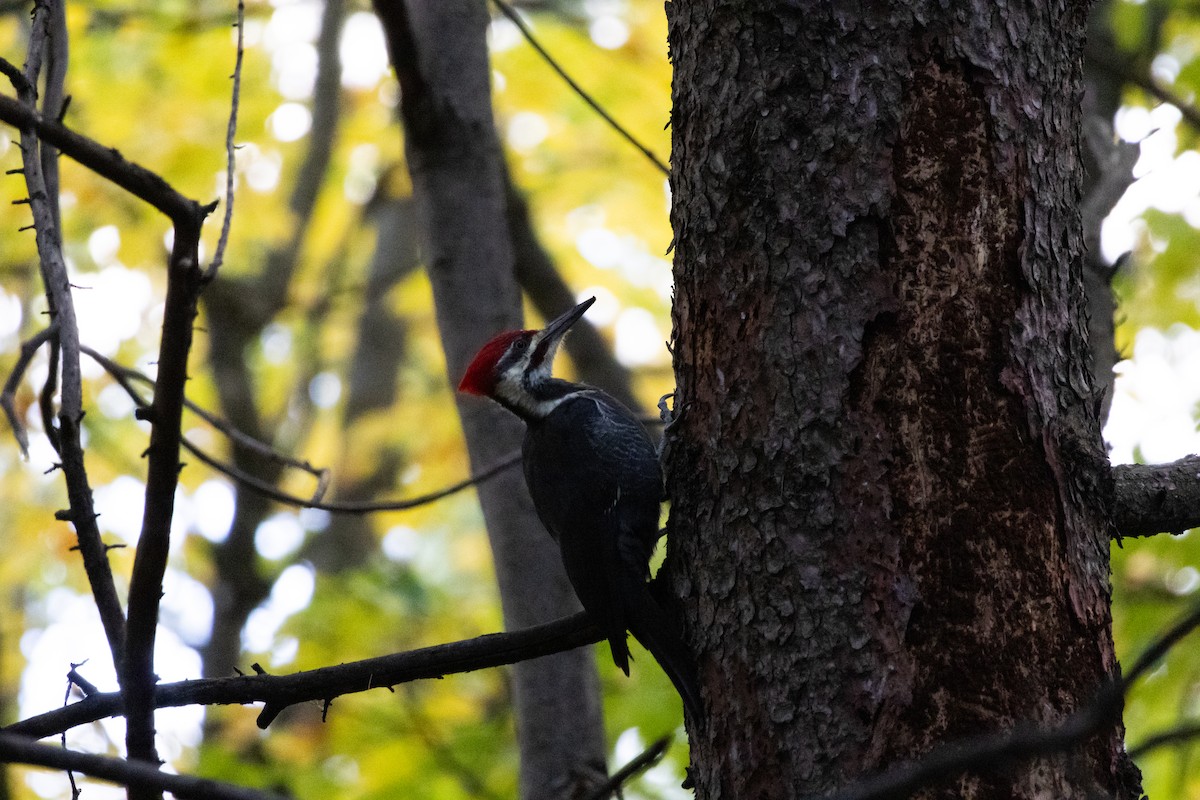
[847,55,1102,793]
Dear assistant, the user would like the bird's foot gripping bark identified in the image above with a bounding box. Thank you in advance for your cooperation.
[657,391,689,469]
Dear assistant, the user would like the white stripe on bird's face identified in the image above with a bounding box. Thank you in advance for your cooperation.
[491,331,570,418]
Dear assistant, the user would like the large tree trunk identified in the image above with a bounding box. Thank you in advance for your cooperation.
[665,1,1143,797]
[371,2,609,798]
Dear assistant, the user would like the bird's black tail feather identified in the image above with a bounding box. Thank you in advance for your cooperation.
[622,575,706,730]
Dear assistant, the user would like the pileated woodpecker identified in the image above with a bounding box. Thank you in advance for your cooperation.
[459,297,703,726]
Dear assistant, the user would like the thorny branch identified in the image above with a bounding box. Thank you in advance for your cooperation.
[15,599,1200,800]
[0,90,205,225]
[5,0,128,682]
[7,612,601,739]
[200,448,520,514]
[0,732,287,800]
[490,0,669,175]
[120,109,215,800]
[0,4,228,784]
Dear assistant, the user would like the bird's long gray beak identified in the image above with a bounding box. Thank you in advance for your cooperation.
[539,296,595,344]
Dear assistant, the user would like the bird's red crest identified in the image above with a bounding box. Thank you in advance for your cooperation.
[458,330,530,396]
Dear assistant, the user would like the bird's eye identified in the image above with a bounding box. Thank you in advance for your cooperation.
[514,339,528,351]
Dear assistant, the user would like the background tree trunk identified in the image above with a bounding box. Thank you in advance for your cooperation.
[372,2,609,797]
[665,1,1144,796]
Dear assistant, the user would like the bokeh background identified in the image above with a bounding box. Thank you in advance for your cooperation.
[0,0,1197,797]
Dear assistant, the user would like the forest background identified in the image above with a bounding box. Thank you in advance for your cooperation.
[0,0,1198,798]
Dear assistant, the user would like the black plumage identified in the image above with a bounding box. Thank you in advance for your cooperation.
[458,298,704,727]
[523,389,662,667]
[522,387,704,726]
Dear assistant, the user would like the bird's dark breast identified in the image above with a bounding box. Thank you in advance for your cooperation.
[522,393,662,579]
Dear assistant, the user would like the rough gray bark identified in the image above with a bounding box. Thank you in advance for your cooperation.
[665,1,1142,797]
[371,1,609,797]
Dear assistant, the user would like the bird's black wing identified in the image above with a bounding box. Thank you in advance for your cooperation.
[523,391,705,726]
[522,391,662,672]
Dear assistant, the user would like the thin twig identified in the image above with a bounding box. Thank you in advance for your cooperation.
[206,0,244,281]
[60,668,80,800]
[1087,47,1200,133]
[490,0,669,175]
[176,436,515,513]
[1,323,57,457]
[583,736,672,800]
[1129,722,1200,760]
[82,346,329,488]
[219,450,520,514]
[83,346,518,512]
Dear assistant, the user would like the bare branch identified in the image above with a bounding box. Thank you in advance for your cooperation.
[7,2,129,680]
[1,323,57,457]
[0,732,287,800]
[490,0,669,175]
[38,0,67,245]
[0,89,206,225]
[38,338,59,453]
[123,200,212,778]
[8,612,600,740]
[100,76,215,787]
[83,345,517,513]
[185,448,520,515]
[206,0,246,281]
[1128,722,1200,760]
[1112,456,1200,538]
[583,736,672,800]
[82,346,330,490]
[1086,46,1200,133]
